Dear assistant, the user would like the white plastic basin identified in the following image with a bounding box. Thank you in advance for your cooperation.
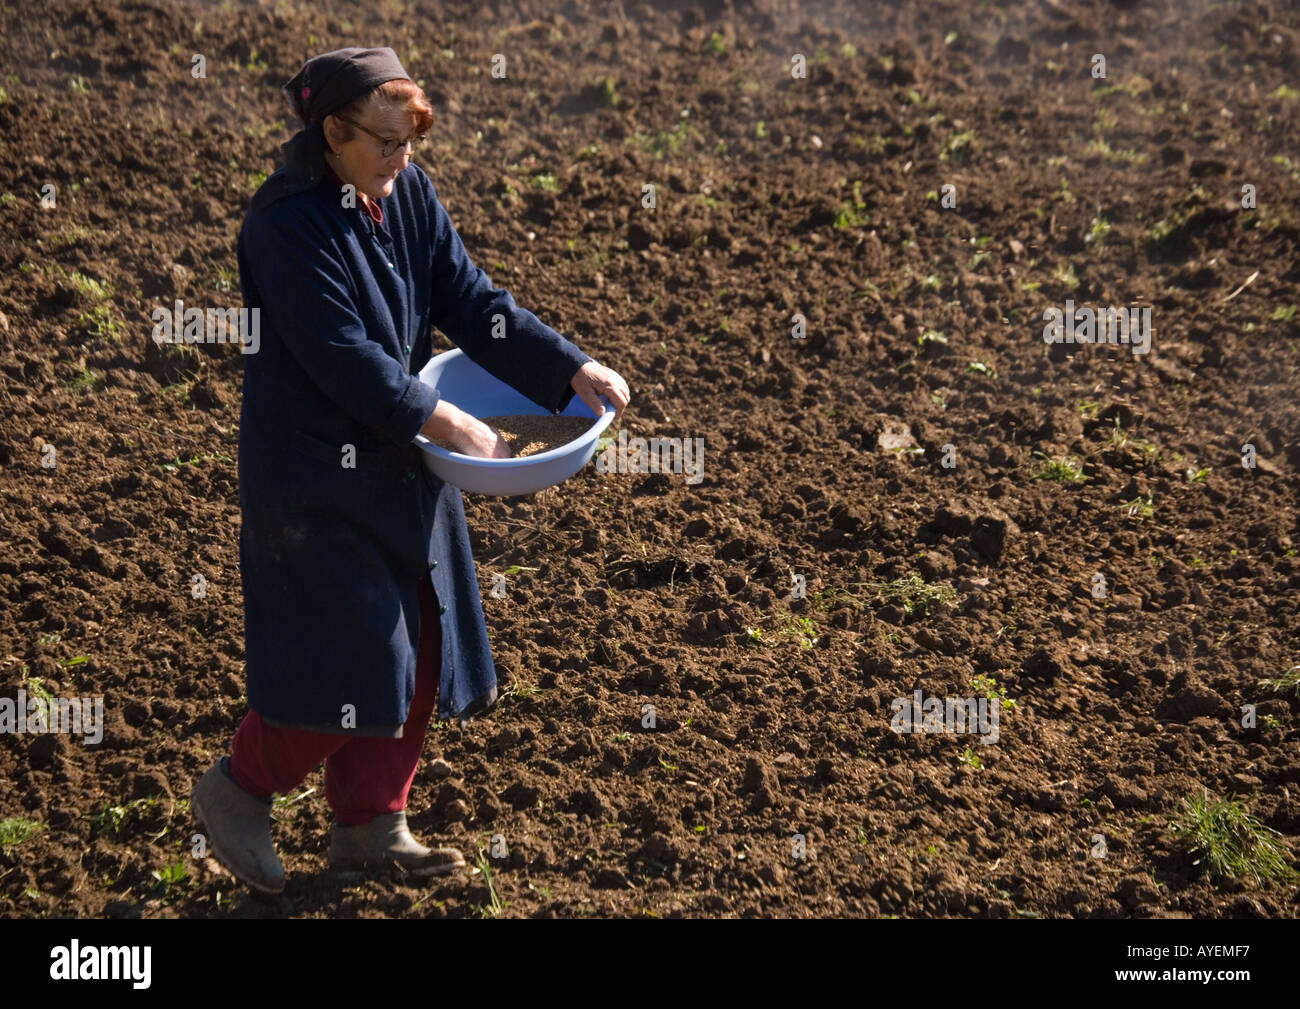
[412,348,614,496]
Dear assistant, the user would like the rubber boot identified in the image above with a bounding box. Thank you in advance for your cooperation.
[191,757,286,895]
[328,810,466,876]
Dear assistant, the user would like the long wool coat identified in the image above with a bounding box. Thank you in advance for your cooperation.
[236,131,592,735]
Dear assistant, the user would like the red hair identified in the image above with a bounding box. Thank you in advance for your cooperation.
[330,78,434,138]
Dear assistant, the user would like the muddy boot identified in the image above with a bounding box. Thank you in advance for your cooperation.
[191,757,286,895]
[329,811,466,876]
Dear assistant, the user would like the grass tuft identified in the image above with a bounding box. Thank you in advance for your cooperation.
[0,817,47,851]
[862,573,957,618]
[833,181,869,228]
[1257,664,1300,698]
[1031,453,1088,483]
[1118,491,1155,520]
[1169,790,1297,886]
[939,129,976,164]
[471,846,507,917]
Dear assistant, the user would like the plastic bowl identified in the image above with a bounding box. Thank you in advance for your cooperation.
[412,348,614,496]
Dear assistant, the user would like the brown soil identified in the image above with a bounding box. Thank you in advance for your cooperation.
[1,0,1298,920]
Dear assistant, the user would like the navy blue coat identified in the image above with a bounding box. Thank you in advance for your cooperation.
[236,126,592,735]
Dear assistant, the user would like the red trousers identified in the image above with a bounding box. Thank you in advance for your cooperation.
[229,575,441,826]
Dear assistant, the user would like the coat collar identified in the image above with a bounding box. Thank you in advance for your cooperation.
[249,121,329,213]
[249,122,387,226]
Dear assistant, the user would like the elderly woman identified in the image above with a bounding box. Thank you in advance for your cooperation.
[191,47,630,895]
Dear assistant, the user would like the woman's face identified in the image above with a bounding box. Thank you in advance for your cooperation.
[324,102,417,201]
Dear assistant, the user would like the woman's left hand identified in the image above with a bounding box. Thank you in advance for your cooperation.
[570,361,630,427]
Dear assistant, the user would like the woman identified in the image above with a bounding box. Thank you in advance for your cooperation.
[191,47,631,895]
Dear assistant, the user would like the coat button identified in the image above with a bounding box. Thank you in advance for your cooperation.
[405,344,412,353]
[439,604,447,615]
[388,261,395,269]
[431,560,438,570]
[406,470,416,480]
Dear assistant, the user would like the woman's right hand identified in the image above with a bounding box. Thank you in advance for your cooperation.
[421,400,511,458]
[450,414,512,459]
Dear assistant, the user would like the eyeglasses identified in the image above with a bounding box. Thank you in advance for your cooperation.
[333,115,426,158]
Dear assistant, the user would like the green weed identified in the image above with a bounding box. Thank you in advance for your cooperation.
[89,796,162,838]
[1143,186,1210,248]
[151,860,190,899]
[69,272,111,300]
[1169,790,1297,886]
[1118,492,1155,520]
[0,817,47,851]
[24,676,54,705]
[1091,107,1119,132]
[833,181,869,228]
[471,847,508,917]
[774,614,818,649]
[1052,261,1079,289]
[209,265,236,292]
[863,573,956,618]
[1085,137,1145,164]
[1106,419,1160,465]
[1257,665,1300,698]
[1031,453,1088,483]
[1089,74,1152,100]
[648,116,692,158]
[270,786,315,822]
[152,452,234,475]
[939,130,976,164]
[970,674,1017,710]
[500,681,543,702]
[1085,210,1112,245]
[77,304,122,341]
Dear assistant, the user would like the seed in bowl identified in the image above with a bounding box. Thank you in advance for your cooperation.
[434,415,595,458]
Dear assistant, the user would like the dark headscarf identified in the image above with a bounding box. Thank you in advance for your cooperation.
[251,46,413,211]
